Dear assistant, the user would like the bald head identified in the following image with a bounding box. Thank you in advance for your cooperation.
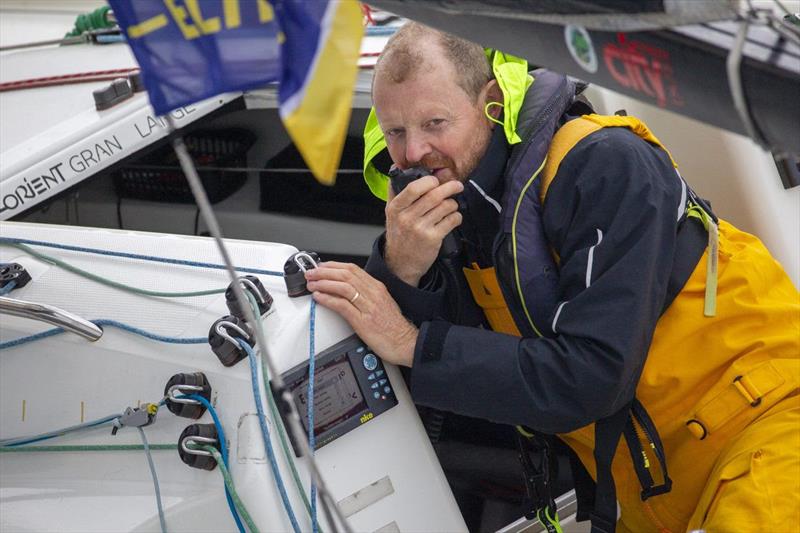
[373,22,492,102]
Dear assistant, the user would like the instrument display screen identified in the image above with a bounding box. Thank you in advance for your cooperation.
[288,353,367,437]
[275,335,398,455]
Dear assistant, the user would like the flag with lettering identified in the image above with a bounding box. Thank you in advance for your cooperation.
[109,0,363,184]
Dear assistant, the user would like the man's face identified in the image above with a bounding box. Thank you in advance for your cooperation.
[372,52,493,183]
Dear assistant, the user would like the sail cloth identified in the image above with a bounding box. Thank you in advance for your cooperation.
[109,0,364,185]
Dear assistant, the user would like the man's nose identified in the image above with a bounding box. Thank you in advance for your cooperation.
[404,132,431,166]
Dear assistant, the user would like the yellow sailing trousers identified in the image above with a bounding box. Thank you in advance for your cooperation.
[690,395,799,533]
[614,395,800,533]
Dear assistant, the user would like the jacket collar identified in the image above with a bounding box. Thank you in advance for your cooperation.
[466,123,509,208]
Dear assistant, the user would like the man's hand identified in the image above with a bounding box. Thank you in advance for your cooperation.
[385,176,464,287]
[305,262,417,367]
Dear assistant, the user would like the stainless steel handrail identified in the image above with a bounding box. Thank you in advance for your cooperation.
[0,296,103,341]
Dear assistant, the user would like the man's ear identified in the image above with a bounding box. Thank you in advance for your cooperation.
[483,79,504,119]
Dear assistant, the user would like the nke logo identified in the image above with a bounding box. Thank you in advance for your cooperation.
[360,412,374,424]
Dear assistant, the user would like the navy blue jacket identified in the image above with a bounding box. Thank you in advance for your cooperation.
[365,124,695,435]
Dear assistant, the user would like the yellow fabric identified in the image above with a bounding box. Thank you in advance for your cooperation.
[363,108,390,200]
[463,264,521,336]
[560,221,800,532]
[489,50,534,145]
[281,0,362,185]
[688,396,800,533]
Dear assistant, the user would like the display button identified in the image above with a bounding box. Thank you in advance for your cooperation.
[367,373,375,380]
[383,386,392,394]
[373,391,381,399]
[371,382,379,389]
[378,379,387,386]
[356,346,365,354]
[375,370,384,378]
[362,353,378,371]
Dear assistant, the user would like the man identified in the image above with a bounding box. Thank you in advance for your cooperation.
[305,23,800,533]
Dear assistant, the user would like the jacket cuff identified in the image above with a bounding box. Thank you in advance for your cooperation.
[364,234,447,324]
[411,320,452,399]
[415,320,452,364]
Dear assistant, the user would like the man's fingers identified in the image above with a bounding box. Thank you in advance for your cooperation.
[423,180,464,206]
[314,262,381,287]
[306,279,355,300]
[421,198,459,226]
[306,262,385,297]
[312,291,359,322]
[405,180,464,219]
[434,210,463,235]
[305,264,353,283]
[316,260,359,271]
[388,175,439,211]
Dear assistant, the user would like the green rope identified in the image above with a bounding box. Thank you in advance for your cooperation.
[65,6,114,37]
[245,292,317,526]
[2,242,226,298]
[0,444,177,452]
[198,444,260,533]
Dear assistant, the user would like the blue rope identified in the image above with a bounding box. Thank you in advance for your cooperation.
[0,238,282,277]
[238,339,301,533]
[138,427,167,533]
[0,281,16,296]
[183,394,246,533]
[1,413,120,447]
[308,299,318,533]
[0,319,207,350]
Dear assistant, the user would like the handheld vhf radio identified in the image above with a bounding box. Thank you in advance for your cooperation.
[388,166,463,258]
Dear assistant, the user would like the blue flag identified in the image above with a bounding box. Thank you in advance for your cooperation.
[109,0,363,184]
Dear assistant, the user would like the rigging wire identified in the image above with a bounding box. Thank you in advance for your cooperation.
[181,394,246,533]
[166,117,351,533]
[3,242,226,298]
[0,444,176,453]
[242,292,320,530]
[308,299,319,533]
[0,238,283,277]
[193,444,260,533]
[0,413,121,447]
[0,68,140,92]
[138,427,168,533]
[239,339,301,533]
[0,319,207,350]
[0,50,378,92]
